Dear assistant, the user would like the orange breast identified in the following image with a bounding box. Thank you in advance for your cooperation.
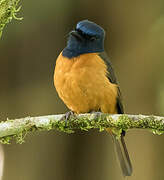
[54,52,118,114]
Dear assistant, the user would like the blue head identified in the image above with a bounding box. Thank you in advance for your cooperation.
[62,20,105,58]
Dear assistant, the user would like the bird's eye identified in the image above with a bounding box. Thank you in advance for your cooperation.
[90,36,97,41]
[75,28,98,41]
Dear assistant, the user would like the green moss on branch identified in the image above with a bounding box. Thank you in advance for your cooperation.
[0,113,164,144]
[0,0,22,38]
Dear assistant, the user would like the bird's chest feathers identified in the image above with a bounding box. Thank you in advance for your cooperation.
[54,53,117,113]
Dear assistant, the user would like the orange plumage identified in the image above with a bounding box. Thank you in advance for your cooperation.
[54,52,118,114]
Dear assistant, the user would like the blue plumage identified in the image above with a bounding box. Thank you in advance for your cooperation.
[76,20,105,37]
[62,20,105,58]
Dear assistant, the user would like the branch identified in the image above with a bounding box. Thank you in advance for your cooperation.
[0,113,163,144]
[0,0,22,38]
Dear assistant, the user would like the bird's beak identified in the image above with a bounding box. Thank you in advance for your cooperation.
[70,30,83,41]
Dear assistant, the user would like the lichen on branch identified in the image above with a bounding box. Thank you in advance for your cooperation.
[0,0,22,38]
[0,113,163,144]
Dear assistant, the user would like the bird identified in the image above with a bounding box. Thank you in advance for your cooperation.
[54,20,132,176]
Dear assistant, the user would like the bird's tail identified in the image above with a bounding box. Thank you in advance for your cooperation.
[111,133,132,176]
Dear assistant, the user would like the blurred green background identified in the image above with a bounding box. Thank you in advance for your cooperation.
[1,0,164,179]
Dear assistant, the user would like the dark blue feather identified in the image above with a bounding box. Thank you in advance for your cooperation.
[76,20,105,37]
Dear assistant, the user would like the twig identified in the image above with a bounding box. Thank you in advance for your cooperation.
[0,113,163,144]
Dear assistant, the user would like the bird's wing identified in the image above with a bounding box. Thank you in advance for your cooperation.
[98,51,124,114]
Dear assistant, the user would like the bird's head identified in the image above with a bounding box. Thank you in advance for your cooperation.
[62,20,105,58]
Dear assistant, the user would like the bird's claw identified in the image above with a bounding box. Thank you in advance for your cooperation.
[60,111,76,126]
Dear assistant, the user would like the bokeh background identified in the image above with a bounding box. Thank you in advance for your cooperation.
[0,0,164,179]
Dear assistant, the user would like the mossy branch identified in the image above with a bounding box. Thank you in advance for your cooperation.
[0,113,164,144]
[0,0,22,38]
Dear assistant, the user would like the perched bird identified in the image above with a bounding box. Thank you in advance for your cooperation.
[54,20,132,176]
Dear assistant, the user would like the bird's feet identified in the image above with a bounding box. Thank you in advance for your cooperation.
[60,111,76,126]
